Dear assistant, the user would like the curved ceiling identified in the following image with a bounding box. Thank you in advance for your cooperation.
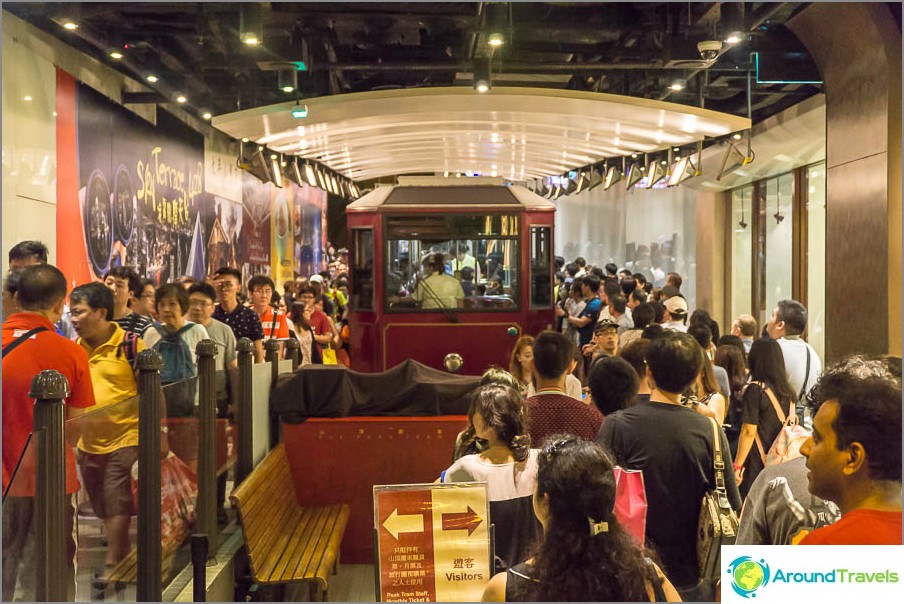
[212,87,750,182]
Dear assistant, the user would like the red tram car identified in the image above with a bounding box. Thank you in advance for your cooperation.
[346,177,557,375]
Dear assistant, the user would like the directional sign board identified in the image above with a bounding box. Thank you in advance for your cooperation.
[374,482,491,602]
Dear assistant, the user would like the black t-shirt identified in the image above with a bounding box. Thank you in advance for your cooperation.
[738,382,789,498]
[597,400,741,590]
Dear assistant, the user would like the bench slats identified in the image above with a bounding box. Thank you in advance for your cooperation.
[230,444,350,592]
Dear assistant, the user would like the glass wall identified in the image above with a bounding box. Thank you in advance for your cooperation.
[764,173,794,318]
[806,163,826,360]
[730,185,753,322]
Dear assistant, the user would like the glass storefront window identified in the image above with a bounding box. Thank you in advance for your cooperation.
[806,163,826,360]
[384,214,519,312]
[730,185,753,321]
[764,173,793,319]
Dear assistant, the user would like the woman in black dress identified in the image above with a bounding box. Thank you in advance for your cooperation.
[732,338,797,500]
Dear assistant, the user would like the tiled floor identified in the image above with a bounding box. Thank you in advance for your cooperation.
[328,565,377,603]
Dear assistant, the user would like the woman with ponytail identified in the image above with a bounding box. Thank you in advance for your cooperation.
[482,435,680,602]
[440,384,540,574]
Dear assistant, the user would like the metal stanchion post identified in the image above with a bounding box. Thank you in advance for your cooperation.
[235,338,254,487]
[285,337,301,371]
[31,370,70,602]
[264,339,281,447]
[195,339,218,556]
[136,349,163,602]
[191,534,209,602]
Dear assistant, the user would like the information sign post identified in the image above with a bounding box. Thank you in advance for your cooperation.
[374,483,491,602]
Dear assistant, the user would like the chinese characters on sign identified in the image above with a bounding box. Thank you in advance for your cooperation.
[374,483,490,602]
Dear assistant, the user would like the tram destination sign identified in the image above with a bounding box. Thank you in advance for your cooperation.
[373,482,491,602]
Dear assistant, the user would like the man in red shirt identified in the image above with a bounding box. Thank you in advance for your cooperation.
[799,362,902,544]
[247,275,290,356]
[525,330,602,444]
[2,264,96,600]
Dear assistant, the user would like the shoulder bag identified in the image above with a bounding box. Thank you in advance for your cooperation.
[752,382,811,466]
[697,416,739,584]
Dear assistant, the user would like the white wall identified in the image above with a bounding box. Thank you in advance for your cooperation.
[554,183,697,309]
[2,24,58,272]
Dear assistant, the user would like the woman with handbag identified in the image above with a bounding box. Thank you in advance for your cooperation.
[481,435,681,602]
[732,338,797,499]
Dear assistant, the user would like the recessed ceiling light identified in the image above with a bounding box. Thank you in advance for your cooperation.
[202,112,212,120]
[669,81,685,91]
[241,137,249,143]
[732,132,743,140]
[281,86,294,93]
[476,83,489,93]
[146,75,159,83]
[176,95,187,103]
[241,33,260,46]
[487,33,504,47]
[23,95,32,102]
[109,50,123,60]
[62,21,78,30]
[724,32,743,45]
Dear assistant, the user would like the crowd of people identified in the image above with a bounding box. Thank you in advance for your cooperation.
[2,242,902,602]
[435,255,902,601]
[0,240,351,599]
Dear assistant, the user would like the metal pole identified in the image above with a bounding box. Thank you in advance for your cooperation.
[235,338,254,487]
[136,349,163,602]
[264,339,281,448]
[195,339,218,556]
[31,370,70,602]
[191,534,209,602]
[285,337,301,371]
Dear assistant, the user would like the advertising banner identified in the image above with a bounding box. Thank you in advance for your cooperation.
[239,171,272,281]
[374,483,490,602]
[271,181,294,292]
[69,82,205,285]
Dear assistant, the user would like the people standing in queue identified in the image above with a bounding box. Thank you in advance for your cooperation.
[481,435,681,602]
[212,267,264,363]
[104,266,154,338]
[2,264,96,601]
[247,275,290,357]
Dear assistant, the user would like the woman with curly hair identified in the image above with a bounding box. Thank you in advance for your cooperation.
[482,435,680,602]
[452,367,521,462]
[441,384,540,574]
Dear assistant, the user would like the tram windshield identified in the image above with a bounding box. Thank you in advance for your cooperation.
[385,214,519,312]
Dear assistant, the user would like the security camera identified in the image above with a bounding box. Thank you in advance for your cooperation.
[697,40,723,61]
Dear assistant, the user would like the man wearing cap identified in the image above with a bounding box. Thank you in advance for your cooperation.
[662,296,689,332]
[583,319,620,376]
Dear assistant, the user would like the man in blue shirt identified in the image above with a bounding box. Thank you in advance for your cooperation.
[567,274,601,349]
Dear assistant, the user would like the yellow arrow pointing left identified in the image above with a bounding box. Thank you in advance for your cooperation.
[382,508,425,540]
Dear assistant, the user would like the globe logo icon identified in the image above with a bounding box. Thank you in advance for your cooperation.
[727,556,771,598]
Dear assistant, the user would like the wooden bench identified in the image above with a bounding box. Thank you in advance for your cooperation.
[230,444,350,601]
[91,549,175,599]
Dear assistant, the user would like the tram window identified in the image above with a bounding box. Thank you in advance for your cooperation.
[385,236,519,312]
[351,229,374,310]
[530,227,552,308]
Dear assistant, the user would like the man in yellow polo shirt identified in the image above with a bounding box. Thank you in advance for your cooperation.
[69,282,145,570]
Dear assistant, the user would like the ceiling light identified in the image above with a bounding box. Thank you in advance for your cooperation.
[278,64,298,93]
[669,81,685,91]
[587,166,604,191]
[473,57,492,93]
[241,137,249,143]
[146,75,159,83]
[673,147,680,152]
[240,4,263,46]
[176,95,187,103]
[487,33,504,47]
[625,162,644,190]
[23,95,32,102]
[270,155,283,188]
[717,141,755,181]
[292,105,309,119]
[645,162,667,189]
[667,156,698,186]
[108,50,123,60]
[303,163,317,187]
[724,31,743,45]
[62,21,78,30]
[202,112,212,120]
[603,166,622,191]
[732,132,743,141]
